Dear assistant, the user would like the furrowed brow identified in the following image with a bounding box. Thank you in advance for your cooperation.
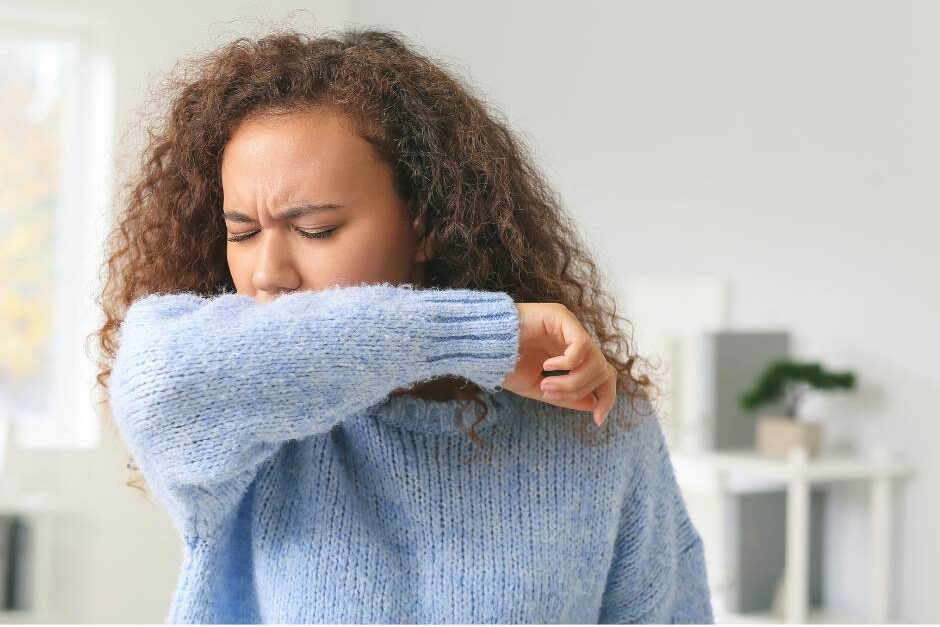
[223,204,345,223]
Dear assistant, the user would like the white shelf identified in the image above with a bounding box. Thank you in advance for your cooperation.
[674,448,913,484]
[0,493,57,516]
[715,607,867,624]
[674,446,913,624]
[0,608,42,624]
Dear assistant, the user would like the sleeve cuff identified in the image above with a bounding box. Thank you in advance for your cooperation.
[415,288,521,393]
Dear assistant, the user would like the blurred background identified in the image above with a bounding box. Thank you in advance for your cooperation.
[0,0,937,623]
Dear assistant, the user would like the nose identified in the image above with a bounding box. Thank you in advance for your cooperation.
[252,229,301,301]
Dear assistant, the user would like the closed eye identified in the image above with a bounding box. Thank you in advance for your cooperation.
[226,226,338,243]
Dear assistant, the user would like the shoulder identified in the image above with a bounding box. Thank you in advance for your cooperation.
[609,393,670,461]
[511,391,670,480]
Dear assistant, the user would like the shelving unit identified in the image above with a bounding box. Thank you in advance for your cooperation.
[0,492,57,624]
[673,447,913,624]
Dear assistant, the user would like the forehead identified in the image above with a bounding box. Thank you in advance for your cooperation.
[221,108,383,196]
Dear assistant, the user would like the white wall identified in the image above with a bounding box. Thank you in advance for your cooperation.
[8,0,938,622]
[347,0,939,621]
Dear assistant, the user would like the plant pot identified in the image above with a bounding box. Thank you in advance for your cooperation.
[756,416,822,459]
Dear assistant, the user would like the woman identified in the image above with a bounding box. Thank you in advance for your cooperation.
[96,27,713,624]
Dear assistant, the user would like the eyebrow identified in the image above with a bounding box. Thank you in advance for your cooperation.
[222,203,345,223]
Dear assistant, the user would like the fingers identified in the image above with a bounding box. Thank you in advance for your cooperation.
[541,362,617,426]
[528,303,618,426]
[540,337,604,395]
[542,338,590,372]
[536,390,599,414]
[540,359,607,402]
[542,362,610,398]
[592,364,617,426]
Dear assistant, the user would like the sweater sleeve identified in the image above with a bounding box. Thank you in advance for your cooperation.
[108,282,520,540]
[598,412,715,624]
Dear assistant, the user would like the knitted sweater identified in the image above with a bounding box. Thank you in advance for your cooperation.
[108,283,713,624]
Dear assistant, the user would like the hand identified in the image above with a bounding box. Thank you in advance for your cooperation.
[500,303,617,426]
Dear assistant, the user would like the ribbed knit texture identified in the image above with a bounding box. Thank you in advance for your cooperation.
[109,282,713,624]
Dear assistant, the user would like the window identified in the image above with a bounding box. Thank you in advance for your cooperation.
[0,7,114,449]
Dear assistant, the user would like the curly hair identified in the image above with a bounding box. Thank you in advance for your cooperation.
[91,26,663,495]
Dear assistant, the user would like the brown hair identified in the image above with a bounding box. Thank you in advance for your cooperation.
[91,26,662,494]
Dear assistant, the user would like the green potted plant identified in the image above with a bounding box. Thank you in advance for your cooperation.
[738,359,857,459]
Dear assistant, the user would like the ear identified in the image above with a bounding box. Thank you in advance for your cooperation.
[412,216,434,263]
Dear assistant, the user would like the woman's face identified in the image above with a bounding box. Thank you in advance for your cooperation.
[220,107,431,302]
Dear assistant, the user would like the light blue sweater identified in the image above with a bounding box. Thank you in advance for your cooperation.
[108,283,713,624]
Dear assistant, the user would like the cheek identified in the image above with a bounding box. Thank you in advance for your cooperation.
[225,245,254,290]
[322,219,416,282]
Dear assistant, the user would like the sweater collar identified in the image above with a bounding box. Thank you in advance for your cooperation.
[365,389,527,435]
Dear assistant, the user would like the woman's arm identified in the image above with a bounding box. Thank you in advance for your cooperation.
[108,282,520,493]
[597,412,714,624]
